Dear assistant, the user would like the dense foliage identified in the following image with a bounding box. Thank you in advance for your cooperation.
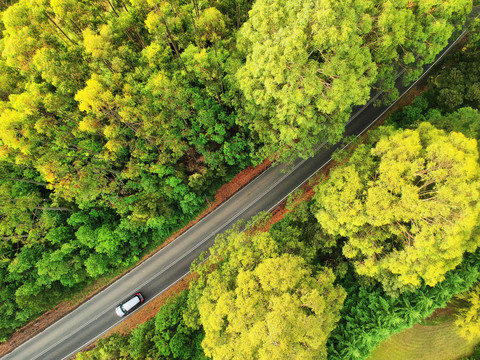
[267,177,480,359]
[75,19,480,360]
[454,282,480,341]
[328,247,480,360]
[327,29,480,358]
[313,122,480,294]
[185,225,346,360]
[0,0,255,339]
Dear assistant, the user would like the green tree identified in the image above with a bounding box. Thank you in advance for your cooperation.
[76,333,130,360]
[427,107,480,148]
[328,246,480,360]
[200,254,345,360]
[371,0,471,99]
[0,0,255,340]
[153,290,207,359]
[428,25,480,112]
[235,0,472,163]
[76,290,207,359]
[128,319,157,359]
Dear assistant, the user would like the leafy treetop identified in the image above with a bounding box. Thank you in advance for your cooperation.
[313,122,480,294]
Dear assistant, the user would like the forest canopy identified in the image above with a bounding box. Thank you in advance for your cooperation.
[0,0,475,342]
[73,14,480,360]
[186,228,346,360]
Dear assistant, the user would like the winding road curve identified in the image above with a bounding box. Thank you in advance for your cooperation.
[2,13,477,360]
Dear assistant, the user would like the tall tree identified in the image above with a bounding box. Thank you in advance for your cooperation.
[236,0,377,163]
[313,122,480,294]
[370,0,471,99]
[199,254,345,360]
[235,0,472,163]
[187,228,345,359]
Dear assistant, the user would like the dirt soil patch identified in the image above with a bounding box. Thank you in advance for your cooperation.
[425,307,457,322]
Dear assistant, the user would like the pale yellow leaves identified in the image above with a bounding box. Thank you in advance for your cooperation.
[200,253,345,360]
[195,231,345,360]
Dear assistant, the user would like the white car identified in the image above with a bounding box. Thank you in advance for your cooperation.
[115,292,144,317]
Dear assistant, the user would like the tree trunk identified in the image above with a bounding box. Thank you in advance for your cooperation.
[44,11,74,44]
[106,0,119,17]
[161,18,189,74]
[192,0,199,17]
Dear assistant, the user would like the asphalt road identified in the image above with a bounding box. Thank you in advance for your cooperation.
[1,16,475,360]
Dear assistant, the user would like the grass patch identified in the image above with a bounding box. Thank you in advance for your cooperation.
[368,312,480,360]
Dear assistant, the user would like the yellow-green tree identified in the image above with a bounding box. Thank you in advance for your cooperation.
[188,228,345,360]
[236,0,377,163]
[313,122,480,294]
[455,282,480,341]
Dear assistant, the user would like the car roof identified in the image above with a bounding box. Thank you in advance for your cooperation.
[122,295,140,311]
